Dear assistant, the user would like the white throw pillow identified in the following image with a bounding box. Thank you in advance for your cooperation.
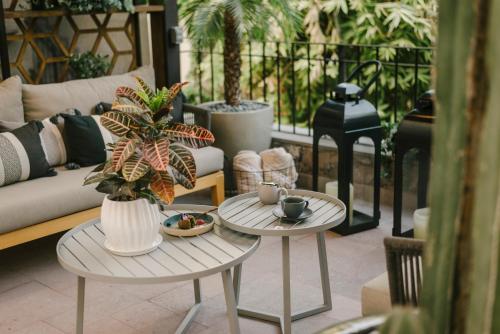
[0,76,24,122]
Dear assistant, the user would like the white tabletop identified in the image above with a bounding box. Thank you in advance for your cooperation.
[218,189,346,237]
[57,204,260,284]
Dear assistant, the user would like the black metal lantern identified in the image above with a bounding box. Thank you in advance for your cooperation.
[392,91,434,237]
[312,61,382,235]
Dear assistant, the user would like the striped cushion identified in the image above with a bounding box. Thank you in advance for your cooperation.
[0,116,67,167]
[0,122,52,187]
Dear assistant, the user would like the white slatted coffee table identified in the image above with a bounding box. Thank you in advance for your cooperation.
[218,189,346,334]
[57,204,260,334]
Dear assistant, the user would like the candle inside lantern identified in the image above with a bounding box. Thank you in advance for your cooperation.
[325,181,354,223]
[413,207,430,239]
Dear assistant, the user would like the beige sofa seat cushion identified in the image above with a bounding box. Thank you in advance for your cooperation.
[0,76,24,122]
[0,165,104,234]
[191,146,224,177]
[361,271,392,316]
[22,66,155,121]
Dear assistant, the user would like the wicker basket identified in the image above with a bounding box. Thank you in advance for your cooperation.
[233,165,297,194]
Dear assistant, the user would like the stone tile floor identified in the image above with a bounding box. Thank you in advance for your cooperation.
[0,191,412,334]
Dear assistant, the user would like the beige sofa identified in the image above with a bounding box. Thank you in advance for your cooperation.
[0,67,225,250]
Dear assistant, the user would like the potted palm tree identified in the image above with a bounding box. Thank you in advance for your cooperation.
[85,78,215,256]
[181,0,301,159]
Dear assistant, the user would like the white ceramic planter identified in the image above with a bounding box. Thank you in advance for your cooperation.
[101,196,163,256]
[201,101,274,160]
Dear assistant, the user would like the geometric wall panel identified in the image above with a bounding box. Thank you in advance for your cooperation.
[3,0,143,83]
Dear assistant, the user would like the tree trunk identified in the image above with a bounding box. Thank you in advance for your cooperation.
[223,10,241,107]
[382,0,500,332]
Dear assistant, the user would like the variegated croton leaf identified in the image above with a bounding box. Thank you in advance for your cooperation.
[112,138,137,172]
[143,138,169,171]
[161,123,215,148]
[115,86,148,109]
[134,76,154,100]
[100,112,138,137]
[111,103,154,126]
[165,82,188,105]
[122,154,150,182]
[150,171,175,204]
[169,143,196,189]
[152,82,189,122]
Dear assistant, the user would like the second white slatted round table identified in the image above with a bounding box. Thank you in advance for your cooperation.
[57,204,260,334]
[218,189,346,334]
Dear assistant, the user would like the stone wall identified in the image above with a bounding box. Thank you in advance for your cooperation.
[271,135,422,211]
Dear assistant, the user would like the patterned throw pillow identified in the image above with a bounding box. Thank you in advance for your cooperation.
[0,111,80,167]
[62,114,114,167]
[0,121,54,187]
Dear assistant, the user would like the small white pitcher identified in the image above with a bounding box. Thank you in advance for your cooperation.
[257,182,288,205]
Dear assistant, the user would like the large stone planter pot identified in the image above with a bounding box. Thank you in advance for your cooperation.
[101,196,162,256]
[200,101,274,159]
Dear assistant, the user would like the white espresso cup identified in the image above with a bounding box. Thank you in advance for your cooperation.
[257,182,288,205]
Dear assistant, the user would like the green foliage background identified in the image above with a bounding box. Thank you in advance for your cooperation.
[179,0,437,171]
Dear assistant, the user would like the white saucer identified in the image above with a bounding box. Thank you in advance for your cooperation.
[104,234,163,256]
[272,207,313,222]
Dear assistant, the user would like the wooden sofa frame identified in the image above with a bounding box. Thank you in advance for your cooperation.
[0,171,224,251]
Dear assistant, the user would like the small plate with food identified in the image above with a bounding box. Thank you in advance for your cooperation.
[162,213,215,237]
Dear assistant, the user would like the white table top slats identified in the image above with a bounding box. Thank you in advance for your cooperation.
[190,236,235,262]
[211,225,255,252]
[238,196,313,227]
[85,225,154,277]
[72,230,133,277]
[57,205,259,283]
[218,190,346,236]
[133,255,174,276]
[238,196,319,230]
[148,249,190,275]
[225,201,265,222]
[157,241,207,272]
[200,233,246,256]
[63,237,112,276]
[59,246,87,272]
[165,235,222,268]
[298,203,344,229]
[221,197,261,218]
[260,197,335,231]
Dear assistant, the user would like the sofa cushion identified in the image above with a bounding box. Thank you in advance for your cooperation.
[0,76,24,122]
[0,122,54,187]
[0,165,104,234]
[361,271,392,316]
[190,146,224,177]
[22,66,155,121]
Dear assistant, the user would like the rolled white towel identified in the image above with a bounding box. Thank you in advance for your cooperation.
[233,150,263,194]
[260,147,298,189]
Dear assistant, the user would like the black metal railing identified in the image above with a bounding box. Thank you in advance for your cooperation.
[181,41,434,136]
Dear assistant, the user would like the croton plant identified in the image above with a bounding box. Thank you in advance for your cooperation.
[84,78,215,204]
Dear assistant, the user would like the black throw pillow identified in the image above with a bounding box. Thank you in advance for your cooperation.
[61,114,112,167]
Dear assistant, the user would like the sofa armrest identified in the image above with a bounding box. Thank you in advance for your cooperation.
[183,103,212,130]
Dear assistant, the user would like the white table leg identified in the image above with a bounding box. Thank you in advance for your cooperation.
[175,279,202,334]
[236,233,331,333]
[194,278,201,303]
[317,232,332,309]
[222,269,241,334]
[282,236,292,334]
[233,263,242,303]
[76,276,85,334]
